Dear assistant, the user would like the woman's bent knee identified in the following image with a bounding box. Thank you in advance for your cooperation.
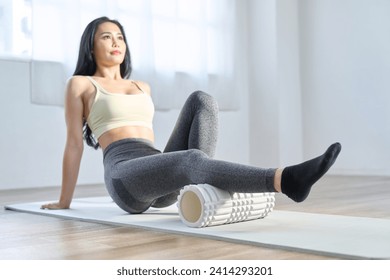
[188,91,219,111]
[184,149,208,164]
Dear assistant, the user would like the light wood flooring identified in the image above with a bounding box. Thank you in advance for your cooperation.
[1,175,389,260]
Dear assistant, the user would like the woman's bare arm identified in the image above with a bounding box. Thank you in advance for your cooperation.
[41,77,85,209]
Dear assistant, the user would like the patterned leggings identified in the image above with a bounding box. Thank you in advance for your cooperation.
[103,91,276,214]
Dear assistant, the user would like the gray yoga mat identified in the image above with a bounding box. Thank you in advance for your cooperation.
[5,196,390,259]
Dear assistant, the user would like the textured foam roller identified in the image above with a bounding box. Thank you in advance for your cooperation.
[177,184,275,227]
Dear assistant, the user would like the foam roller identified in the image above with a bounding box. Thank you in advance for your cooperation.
[177,184,275,227]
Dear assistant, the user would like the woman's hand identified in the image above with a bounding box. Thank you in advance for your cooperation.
[40,202,70,210]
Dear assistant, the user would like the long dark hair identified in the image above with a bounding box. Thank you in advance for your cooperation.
[73,17,132,149]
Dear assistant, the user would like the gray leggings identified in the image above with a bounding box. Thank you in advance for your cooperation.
[103,91,276,214]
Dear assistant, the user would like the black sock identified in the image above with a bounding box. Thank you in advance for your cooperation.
[281,142,342,202]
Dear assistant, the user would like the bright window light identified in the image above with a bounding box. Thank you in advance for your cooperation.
[0,0,32,57]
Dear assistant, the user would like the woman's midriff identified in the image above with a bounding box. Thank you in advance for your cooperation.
[98,126,155,150]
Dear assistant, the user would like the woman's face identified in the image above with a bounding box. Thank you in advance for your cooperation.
[93,21,127,66]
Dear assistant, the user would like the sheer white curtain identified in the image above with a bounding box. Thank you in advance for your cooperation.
[29,0,238,110]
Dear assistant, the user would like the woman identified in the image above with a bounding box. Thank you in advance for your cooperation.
[41,17,341,214]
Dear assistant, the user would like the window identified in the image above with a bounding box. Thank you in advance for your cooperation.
[0,0,32,57]
[2,0,238,110]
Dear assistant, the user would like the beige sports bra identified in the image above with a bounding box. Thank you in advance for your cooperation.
[86,76,154,139]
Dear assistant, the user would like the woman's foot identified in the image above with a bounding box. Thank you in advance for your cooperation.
[279,142,342,202]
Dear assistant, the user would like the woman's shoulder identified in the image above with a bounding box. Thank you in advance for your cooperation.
[67,75,91,86]
[66,75,94,96]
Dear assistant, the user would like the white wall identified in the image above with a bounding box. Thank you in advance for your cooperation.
[299,0,390,175]
[247,0,390,176]
[247,0,303,168]
[0,58,105,190]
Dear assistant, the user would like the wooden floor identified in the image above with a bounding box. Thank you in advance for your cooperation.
[1,175,389,260]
